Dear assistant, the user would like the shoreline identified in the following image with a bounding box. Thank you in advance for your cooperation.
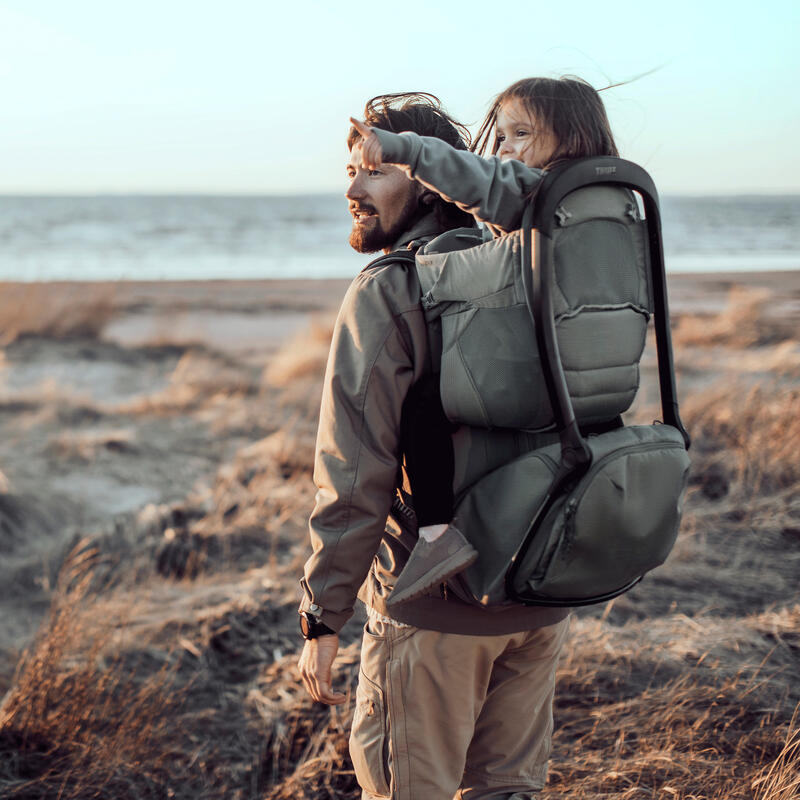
[4,270,799,293]
[2,271,797,352]
[4,269,797,308]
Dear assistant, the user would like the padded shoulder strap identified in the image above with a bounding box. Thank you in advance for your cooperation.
[360,248,440,381]
[363,247,455,523]
[361,249,416,274]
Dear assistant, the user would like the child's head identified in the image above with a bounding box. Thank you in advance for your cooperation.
[474,77,619,169]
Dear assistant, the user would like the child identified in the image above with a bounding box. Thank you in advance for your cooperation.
[351,77,620,605]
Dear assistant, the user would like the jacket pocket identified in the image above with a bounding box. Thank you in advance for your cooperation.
[349,668,391,798]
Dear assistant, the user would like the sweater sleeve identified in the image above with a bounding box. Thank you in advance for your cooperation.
[300,270,420,632]
[374,128,544,234]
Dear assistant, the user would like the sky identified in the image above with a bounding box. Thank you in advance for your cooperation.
[0,0,798,196]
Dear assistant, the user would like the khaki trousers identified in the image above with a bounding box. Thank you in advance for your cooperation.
[349,614,569,800]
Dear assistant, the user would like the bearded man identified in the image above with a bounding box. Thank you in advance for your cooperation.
[297,93,569,800]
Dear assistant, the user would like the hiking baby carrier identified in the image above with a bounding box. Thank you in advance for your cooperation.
[412,157,691,607]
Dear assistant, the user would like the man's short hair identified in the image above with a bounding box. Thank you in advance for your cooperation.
[348,93,475,231]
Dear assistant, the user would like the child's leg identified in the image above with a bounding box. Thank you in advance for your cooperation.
[391,379,476,605]
[419,523,448,542]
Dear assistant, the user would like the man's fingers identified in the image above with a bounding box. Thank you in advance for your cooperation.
[363,139,384,171]
[307,672,324,702]
[350,116,384,170]
[317,680,347,705]
[362,142,376,170]
[298,636,346,705]
[301,666,345,705]
[298,656,318,700]
[350,117,372,138]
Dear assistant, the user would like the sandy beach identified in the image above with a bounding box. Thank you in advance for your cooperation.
[0,271,798,798]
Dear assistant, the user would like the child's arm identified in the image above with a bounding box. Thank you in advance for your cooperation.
[350,118,543,233]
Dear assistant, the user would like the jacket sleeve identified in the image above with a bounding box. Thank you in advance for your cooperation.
[374,128,544,234]
[300,270,420,632]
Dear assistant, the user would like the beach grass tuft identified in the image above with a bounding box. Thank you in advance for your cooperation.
[0,283,117,344]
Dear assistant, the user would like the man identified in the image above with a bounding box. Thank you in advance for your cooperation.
[298,93,569,800]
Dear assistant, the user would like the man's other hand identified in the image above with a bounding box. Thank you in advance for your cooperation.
[350,117,385,170]
[298,634,346,705]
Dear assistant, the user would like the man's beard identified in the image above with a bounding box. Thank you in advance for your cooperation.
[348,195,423,254]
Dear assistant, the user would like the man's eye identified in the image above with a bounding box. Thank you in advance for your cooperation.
[368,169,382,177]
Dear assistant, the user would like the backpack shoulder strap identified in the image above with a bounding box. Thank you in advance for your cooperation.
[362,247,457,526]
[361,247,440,377]
[361,249,417,274]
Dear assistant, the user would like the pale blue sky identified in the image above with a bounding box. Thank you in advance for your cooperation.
[0,0,797,195]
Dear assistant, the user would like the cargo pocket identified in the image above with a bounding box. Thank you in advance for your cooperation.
[349,668,391,798]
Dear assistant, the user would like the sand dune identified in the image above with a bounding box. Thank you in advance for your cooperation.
[0,273,797,798]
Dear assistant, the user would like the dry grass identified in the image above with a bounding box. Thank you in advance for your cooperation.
[0,546,193,798]
[263,315,335,390]
[1,285,798,798]
[0,544,298,799]
[114,349,256,416]
[540,609,800,799]
[752,714,800,800]
[672,286,794,349]
[248,609,800,800]
[205,427,316,534]
[682,381,799,501]
[251,647,361,800]
[0,283,117,344]
[46,428,137,461]
[262,315,335,419]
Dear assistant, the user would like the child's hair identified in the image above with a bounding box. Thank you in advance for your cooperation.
[473,76,619,168]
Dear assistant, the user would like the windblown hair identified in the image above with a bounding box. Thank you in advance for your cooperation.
[348,92,475,230]
[473,77,619,168]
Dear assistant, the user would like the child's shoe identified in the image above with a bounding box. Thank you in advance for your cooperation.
[387,525,477,606]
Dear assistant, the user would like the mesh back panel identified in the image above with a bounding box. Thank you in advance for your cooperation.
[554,220,640,311]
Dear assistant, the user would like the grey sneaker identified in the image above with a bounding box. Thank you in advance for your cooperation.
[388,525,477,606]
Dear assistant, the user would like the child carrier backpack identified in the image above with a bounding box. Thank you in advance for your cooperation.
[409,157,691,607]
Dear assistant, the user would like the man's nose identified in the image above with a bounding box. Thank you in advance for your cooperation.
[345,174,365,201]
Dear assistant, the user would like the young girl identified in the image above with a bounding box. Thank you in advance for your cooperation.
[350,77,620,605]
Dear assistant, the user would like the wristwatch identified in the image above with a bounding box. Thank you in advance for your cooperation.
[299,608,336,640]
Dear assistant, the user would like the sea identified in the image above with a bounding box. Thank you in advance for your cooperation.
[0,194,798,282]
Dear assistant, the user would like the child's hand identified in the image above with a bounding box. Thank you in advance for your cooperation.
[350,117,385,170]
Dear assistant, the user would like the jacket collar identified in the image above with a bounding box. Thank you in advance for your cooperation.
[388,213,444,254]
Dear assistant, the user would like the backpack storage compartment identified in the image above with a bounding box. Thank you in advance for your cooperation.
[509,424,689,603]
[449,424,689,607]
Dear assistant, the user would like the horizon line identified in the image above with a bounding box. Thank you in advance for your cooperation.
[1,189,799,200]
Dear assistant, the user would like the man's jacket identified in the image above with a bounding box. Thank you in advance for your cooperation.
[300,215,568,635]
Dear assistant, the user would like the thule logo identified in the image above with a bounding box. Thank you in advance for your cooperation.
[595,166,617,175]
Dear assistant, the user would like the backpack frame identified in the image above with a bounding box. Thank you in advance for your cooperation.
[504,156,691,605]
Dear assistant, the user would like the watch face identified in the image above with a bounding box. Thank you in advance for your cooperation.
[300,613,312,638]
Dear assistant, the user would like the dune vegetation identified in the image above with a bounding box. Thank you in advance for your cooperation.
[0,279,797,799]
